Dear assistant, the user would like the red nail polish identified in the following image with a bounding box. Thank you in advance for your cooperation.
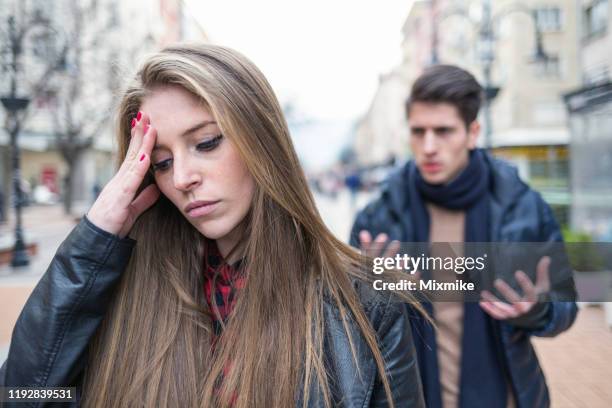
[131,118,136,128]
[139,153,145,162]
[137,111,142,121]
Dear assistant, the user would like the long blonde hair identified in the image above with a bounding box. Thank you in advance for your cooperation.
[82,44,414,407]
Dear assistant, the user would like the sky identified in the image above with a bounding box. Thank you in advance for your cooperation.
[185,0,414,123]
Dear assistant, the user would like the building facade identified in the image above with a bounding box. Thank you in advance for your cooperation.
[353,0,580,226]
[353,70,412,166]
[563,0,612,239]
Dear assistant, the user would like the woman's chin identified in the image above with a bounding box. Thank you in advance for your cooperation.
[191,219,234,241]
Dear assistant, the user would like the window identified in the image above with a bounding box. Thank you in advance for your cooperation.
[584,0,609,38]
[535,55,561,78]
[536,7,562,32]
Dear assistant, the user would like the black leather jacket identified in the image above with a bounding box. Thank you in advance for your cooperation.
[0,217,425,407]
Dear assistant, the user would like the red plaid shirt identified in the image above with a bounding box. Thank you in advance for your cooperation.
[203,243,245,404]
[203,243,246,341]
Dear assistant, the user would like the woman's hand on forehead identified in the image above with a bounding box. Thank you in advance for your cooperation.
[86,111,160,238]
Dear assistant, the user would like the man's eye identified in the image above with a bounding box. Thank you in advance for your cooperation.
[152,159,172,172]
[411,129,425,137]
[196,134,223,152]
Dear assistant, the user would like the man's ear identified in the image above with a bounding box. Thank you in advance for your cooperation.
[467,121,480,149]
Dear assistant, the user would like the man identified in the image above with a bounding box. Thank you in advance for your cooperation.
[349,65,577,408]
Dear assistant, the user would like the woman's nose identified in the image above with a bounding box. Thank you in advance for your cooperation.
[172,157,201,191]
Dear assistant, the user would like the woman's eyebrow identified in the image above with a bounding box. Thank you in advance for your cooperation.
[182,120,217,137]
[152,120,217,150]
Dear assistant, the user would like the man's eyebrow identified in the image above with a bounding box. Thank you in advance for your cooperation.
[153,120,217,150]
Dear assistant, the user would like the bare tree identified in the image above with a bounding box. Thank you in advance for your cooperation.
[0,0,69,221]
[48,0,119,215]
[49,0,157,215]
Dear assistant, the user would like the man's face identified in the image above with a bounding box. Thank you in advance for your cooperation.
[408,102,479,185]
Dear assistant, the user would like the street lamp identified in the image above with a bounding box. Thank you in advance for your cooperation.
[1,16,32,267]
[1,14,65,268]
[1,94,30,267]
[430,0,550,150]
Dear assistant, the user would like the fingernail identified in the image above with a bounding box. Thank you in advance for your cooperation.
[144,124,149,133]
[137,111,142,121]
[131,118,136,128]
[139,153,145,162]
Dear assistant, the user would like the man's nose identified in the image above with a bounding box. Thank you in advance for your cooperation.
[173,157,201,191]
[423,131,437,154]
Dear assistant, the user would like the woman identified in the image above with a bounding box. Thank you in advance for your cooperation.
[0,44,424,407]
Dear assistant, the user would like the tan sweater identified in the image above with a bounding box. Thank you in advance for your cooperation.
[427,203,515,408]
[428,203,465,408]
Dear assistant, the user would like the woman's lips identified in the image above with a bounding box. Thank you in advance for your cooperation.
[185,201,220,217]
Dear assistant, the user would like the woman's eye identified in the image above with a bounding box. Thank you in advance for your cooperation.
[196,134,223,152]
[152,159,172,172]
[150,134,223,173]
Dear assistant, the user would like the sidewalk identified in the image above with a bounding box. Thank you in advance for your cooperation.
[533,305,612,407]
[0,204,81,361]
[0,204,83,281]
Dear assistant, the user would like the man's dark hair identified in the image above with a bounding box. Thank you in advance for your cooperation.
[406,64,483,128]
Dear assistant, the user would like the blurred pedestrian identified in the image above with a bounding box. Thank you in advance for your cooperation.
[345,169,362,208]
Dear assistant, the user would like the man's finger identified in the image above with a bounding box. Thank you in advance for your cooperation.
[373,233,388,244]
[494,278,522,303]
[480,301,512,320]
[480,289,503,303]
[359,230,372,253]
[515,270,538,302]
[479,301,499,318]
[535,256,551,293]
[373,233,388,256]
[480,290,518,316]
[514,301,536,315]
[383,240,401,258]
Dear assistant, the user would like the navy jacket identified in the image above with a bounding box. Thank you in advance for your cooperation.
[349,154,578,408]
